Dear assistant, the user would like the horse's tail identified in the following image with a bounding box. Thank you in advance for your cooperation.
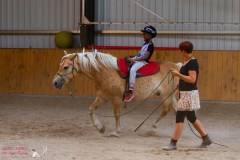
[171,62,182,113]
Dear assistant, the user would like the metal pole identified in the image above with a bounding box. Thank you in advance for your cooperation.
[82,0,85,24]
[79,0,82,24]
[1,30,240,35]
[86,21,240,26]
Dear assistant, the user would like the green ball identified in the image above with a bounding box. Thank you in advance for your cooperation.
[54,31,73,48]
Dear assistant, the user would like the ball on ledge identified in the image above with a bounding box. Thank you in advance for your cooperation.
[54,31,73,49]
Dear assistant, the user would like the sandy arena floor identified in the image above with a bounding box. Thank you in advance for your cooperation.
[0,94,239,160]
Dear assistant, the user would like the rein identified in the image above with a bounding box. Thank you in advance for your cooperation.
[66,69,175,117]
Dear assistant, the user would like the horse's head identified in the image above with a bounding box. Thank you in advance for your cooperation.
[53,51,78,89]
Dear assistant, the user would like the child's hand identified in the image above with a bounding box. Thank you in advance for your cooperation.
[128,57,134,62]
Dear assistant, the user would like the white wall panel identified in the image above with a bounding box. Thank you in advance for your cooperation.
[95,0,240,50]
[0,0,80,48]
[1,0,240,50]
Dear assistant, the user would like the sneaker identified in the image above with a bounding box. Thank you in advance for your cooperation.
[162,144,177,151]
[162,139,177,151]
[199,134,212,148]
[124,92,134,102]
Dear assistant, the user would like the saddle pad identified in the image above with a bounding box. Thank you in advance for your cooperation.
[117,58,160,79]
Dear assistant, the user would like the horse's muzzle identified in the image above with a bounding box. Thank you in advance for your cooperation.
[53,77,65,89]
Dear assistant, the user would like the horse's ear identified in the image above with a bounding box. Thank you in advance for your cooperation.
[70,53,77,60]
[64,50,68,55]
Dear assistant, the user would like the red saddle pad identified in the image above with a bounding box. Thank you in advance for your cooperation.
[117,58,160,79]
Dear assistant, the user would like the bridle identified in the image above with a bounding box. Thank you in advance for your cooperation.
[56,55,79,83]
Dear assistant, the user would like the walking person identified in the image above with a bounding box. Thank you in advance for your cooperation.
[124,25,157,102]
[162,41,212,151]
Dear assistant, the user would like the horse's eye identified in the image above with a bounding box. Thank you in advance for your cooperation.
[64,66,68,70]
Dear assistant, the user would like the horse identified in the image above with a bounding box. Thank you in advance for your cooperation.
[53,50,180,137]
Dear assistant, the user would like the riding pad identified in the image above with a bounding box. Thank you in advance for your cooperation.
[117,58,160,79]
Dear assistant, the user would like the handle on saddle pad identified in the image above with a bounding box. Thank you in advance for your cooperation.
[124,56,133,68]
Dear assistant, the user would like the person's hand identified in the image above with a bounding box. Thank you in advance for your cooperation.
[128,57,134,62]
[171,69,180,77]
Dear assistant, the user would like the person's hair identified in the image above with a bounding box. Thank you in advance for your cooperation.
[179,41,193,54]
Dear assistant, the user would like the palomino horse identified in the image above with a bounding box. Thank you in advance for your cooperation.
[53,50,180,137]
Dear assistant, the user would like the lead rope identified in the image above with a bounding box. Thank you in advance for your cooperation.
[187,120,229,148]
[66,69,173,117]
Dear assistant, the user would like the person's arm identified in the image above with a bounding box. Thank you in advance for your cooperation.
[171,69,197,84]
[129,51,150,62]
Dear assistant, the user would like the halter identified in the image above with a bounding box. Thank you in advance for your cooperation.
[56,55,79,83]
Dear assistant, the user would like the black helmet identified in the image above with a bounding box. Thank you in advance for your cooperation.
[141,26,157,38]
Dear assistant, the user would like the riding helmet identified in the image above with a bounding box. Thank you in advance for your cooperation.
[141,26,157,38]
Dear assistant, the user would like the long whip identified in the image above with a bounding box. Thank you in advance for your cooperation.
[135,87,178,132]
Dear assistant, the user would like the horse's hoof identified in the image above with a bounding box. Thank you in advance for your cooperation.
[116,128,121,133]
[151,125,158,133]
[110,131,119,137]
[99,125,105,134]
[152,124,157,129]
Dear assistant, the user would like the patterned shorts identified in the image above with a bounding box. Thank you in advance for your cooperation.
[177,90,201,111]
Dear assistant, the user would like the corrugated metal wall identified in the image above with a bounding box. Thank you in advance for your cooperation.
[95,0,240,50]
[1,0,240,50]
[0,0,81,48]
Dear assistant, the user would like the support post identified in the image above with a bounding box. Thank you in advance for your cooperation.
[80,0,94,49]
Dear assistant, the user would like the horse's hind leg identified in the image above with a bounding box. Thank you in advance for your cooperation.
[89,94,106,134]
[152,99,172,131]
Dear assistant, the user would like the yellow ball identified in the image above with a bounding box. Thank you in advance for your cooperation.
[54,31,73,49]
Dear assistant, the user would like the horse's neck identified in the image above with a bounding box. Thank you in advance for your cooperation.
[75,52,119,81]
[75,57,103,79]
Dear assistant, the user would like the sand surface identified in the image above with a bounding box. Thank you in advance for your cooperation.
[0,94,239,160]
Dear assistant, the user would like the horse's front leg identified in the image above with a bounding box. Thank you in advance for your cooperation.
[89,95,106,134]
[110,98,122,137]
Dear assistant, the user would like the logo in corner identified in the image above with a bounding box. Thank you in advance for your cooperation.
[32,146,47,158]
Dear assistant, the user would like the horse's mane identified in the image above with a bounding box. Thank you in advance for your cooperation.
[77,51,119,72]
